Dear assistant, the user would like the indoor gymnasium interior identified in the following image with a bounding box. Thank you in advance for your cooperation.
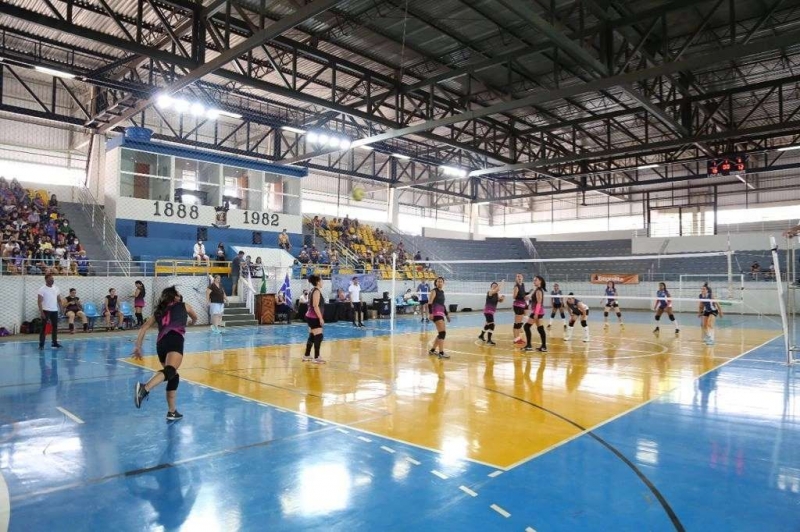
[0,1,799,531]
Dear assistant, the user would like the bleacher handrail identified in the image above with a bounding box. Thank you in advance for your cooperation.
[73,186,132,276]
[153,259,232,277]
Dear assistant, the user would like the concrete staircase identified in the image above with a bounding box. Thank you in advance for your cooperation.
[59,202,141,276]
[223,301,258,327]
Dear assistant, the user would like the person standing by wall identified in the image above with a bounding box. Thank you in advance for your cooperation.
[207,274,227,334]
[37,273,63,350]
[348,277,364,327]
[231,250,244,296]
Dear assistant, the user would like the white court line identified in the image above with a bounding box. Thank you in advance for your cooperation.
[313,420,328,426]
[490,504,511,518]
[56,407,84,425]
[488,470,503,478]
[0,468,7,532]
[406,457,421,466]
[459,485,478,497]
[526,527,537,532]
[431,470,448,480]
[335,428,350,434]
[357,436,372,443]
[380,446,396,454]
[505,333,783,470]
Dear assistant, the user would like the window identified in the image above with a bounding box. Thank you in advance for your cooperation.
[119,149,171,200]
[175,158,220,206]
[223,166,261,210]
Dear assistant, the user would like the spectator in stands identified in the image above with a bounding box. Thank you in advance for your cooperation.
[310,246,320,263]
[414,250,422,262]
[193,239,209,264]
[276,291,292,323]
[215,242,226,265]
[750,261,761,280]
[298,250,310,264]
[76,250,89,276]
[342,214,350,231]
[231,250,245,296]
[278,229,291,251]
[320,247,329,264]
[62,287,88,334]
[48,194,58,209]
[766,263,775,281]
[251,257,264,279]
[336,288,347,302]
[320,217,329,230]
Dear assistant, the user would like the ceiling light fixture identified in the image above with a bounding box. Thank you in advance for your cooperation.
[34,65,76,79]
[282,126,306,134]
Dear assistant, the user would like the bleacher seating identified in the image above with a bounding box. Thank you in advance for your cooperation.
[0,182,90,276]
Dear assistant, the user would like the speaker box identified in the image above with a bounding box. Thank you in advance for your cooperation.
[252,231,262,245]
[196,227,208,241]
[135,221,148,237]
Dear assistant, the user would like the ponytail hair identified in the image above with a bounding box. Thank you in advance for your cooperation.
[154,286,179,320]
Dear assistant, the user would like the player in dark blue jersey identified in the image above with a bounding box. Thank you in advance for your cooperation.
[547,283,567,331]
[603,281,623,328]
[653,282,679,335]
[698,283,722,345]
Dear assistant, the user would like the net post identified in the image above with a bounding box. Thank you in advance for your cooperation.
[770,236,791,364]
[390,252,396,332]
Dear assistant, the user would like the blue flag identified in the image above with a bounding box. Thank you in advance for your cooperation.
[279,272,292,306]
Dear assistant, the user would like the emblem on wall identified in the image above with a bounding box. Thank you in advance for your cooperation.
[212,201,230,229]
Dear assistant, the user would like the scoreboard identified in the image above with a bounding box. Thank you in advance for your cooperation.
[707,154,747,176]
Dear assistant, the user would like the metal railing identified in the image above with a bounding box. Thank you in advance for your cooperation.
[74,186,132,276]
[1,259,152,277]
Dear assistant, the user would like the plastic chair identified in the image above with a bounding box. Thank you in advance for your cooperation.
[119,301,135,329]
[82,302,100,331]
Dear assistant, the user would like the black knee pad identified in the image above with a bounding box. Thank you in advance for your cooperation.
[655,315,661,321]
[560,312,565,319]
[513,323,522,330]
[488,323,495,331]
[437,330,446,340]
[550,311,556,318]
[668,314,675,321]
[166,373,180,391]
[581,320,587,328]
[162,365,177,381]
[523,323,532,333]
[604,312,609,317]
[568,320,576,328]
[616,312,622,318]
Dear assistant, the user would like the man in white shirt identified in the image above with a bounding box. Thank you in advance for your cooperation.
[348,277,364,328]
[193,240,209,264]
[37,273,63,349]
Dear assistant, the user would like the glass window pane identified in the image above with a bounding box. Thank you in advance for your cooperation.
[121,149,170,178]
[264,172,284,212]
[120,172,171,200]
[223,166,262,210]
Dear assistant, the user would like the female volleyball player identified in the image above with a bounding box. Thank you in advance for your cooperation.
[478,281,504,345]
[428,277,451,359]
[653,282,679,335]
[523,275,547,352]
[132,280,146,327]
[698,284,722,345]
[133,286,198,421]
[418,279,430,323]
[512,273,529,345]
[547,282,566,330]
[565,293,590,342]
[304,274,326,364]
[603,281,624,328]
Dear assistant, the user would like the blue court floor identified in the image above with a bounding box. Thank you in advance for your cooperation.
[0,310,797,531]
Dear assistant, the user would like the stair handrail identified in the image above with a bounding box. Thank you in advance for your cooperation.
[73,186,132,276]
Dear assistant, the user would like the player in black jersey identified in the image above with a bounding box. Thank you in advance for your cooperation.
[478,281,504,346]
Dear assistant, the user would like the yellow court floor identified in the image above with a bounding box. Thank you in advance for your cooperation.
[133,322,778,468]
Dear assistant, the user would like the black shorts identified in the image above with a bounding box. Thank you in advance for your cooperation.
[605,302,619,308]
[571,308,589,317]
[552,302,562,308]
[703,310,719,317]
[433,315,445,323]
[529,313,545,320]
[107,309,118,316]
[419,299,428,305]
[306,317,322,329]
[156,331,184,364]
[513,306,526,316]
[483,313,495,324]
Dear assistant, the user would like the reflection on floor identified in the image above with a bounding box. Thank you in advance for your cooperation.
[0,311,797,531]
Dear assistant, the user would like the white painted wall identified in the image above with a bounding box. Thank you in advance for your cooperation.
[422,227,484,240]
[633,232,783,254]
[536,230,637,242]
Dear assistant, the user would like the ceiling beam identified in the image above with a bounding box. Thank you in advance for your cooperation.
[97,0,347,133]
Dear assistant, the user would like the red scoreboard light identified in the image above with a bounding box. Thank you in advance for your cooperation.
[707,154,747,176]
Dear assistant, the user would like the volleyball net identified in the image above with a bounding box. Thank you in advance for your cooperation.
[391,249,785,327]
